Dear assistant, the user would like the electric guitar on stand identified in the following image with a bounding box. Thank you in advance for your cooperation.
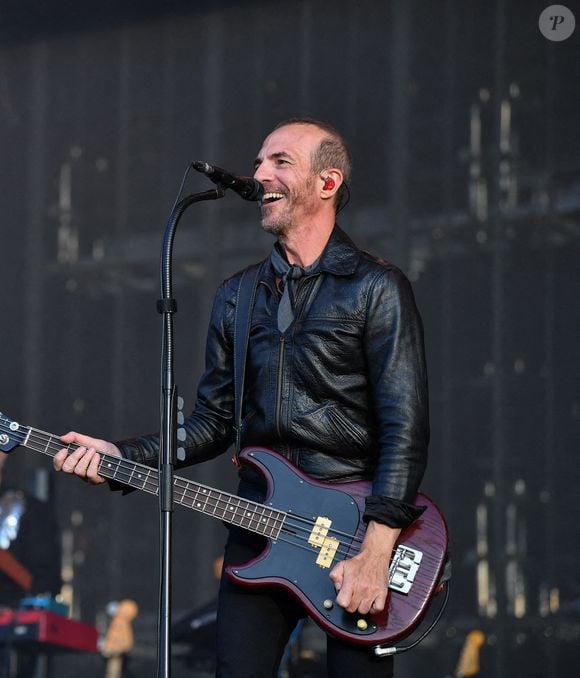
[100,599,138,678]
[0,411,449,651]
[454,629,485,677]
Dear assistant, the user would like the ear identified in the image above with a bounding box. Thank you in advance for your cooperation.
[319,169,343,201]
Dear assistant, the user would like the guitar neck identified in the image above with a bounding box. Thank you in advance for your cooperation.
[105,656,123,678]
[21,426,285,540]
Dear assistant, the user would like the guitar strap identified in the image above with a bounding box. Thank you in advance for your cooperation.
[232,260,264,464]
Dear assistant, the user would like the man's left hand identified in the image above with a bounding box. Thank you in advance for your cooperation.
[329,521,401,615]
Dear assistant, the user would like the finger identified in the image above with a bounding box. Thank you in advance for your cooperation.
[335,577,354,610]
[72,448,96,478]
[53,449,69,471]
[371,591,388,613]
[60,431,101,449]
[329,562,344,591]
[359,586,388,616]
[61,446,88,473]
[86,451,105,484]
[59,431,79,445]
[358,598,374,615]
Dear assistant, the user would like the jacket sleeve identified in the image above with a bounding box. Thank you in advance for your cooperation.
[116,281,236,468]
[362,266,429,528]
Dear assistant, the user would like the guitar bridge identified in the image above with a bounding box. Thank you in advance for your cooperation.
[388,545,423,594]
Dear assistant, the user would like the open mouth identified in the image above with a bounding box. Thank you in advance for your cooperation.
[261,192,285,206]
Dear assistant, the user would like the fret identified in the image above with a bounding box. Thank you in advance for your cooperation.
[238,499,257,531]
[184,482,199,508]
[210,490,222,517]
[190,486,202,511]
[220,495,232,522]
[129,464,150,491]
[177,483,285,537]
[0,414,295,544]
[185,481,199,507]
[200,487,213,514]
[146,468,158,495]
[226,496,243,526]
[174,482,189,507]
[100,455,122,480]
[254,504,268,536]
[221,494,233,523]
[255,505,282,539]
[268,509,283,539]
[192,486,212,515]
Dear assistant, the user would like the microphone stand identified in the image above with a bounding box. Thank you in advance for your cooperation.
[156,186,225,678]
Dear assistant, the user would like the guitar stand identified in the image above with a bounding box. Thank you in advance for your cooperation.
[373,557,452,658]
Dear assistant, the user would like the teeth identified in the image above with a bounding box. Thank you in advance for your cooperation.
[262,192,284,203]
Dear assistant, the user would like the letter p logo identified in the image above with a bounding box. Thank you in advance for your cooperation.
[539,5,576,41]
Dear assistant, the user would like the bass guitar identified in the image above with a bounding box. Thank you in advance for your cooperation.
[0,411,448,649]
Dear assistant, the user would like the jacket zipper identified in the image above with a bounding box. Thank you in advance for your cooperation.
[274,275,319,441]
[275,335,285,438]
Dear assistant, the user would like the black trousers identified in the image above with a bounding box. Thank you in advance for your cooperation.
[215,524,394,678]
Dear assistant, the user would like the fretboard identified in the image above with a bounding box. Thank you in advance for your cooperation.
[22,425,286,540]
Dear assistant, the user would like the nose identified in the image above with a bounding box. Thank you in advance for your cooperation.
[253,161,272,183]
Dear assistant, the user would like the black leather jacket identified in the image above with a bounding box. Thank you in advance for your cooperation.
[118,226,429,527]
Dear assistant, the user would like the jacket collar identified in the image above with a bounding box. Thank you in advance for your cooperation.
[317,225,360,276]
[264,225,359,281]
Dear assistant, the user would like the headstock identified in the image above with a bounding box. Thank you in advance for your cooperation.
[455,629,485,677]
[101,599,139,658]
[0,412,25,453]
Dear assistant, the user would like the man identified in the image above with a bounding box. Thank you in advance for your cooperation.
[55,118,429,677]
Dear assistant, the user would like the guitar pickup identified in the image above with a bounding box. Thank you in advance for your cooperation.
[308,517,339,569]
[315,537,339,569]
[308,517,332,548]
[388,545,423,594]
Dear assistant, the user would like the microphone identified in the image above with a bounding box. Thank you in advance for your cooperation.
[192,161,264,202]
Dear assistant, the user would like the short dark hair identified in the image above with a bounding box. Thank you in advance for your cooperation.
[273,117,352,210]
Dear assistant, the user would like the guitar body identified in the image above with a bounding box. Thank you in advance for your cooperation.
[226,447,448,647]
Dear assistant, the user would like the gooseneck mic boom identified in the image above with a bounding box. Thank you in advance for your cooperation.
[192,161,264,201]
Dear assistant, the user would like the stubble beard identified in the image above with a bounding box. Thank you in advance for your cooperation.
[261,214,292,238]
[260,175,316,238]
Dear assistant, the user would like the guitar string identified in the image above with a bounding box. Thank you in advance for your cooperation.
[1,422,445,564]
[0,422,445,581]
[2,428,442,596]
[0,422,445,582]
[16,426,356,543]
[19,427,289,535]
[22,432,375,567]
[20,434,382,570]
[7,422,415,592]
[20,427,444,580]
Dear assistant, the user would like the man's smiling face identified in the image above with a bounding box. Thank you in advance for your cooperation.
[253,123,326,236]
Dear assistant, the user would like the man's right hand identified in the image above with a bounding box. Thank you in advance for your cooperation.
[54,431,122,485]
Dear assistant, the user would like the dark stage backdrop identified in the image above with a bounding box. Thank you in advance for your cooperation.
[0,1,578,675]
